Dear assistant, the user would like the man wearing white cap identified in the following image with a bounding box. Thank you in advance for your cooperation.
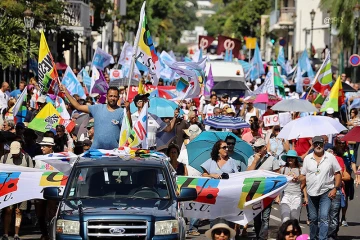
[1,141,33,240]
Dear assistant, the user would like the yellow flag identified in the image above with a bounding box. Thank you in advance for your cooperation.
[38,31,59,95]
[138,79,145,94]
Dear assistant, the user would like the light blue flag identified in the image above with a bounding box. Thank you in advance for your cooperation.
[350,98,360,109]
[184,56,192,62]
[160,51,176,80]
[62,66,86,99]
[277,46,287,73]
[92,47,112,70]
[299,49,314,78]
[295,64,303,93]
[238,60,251,74]
[250,43,265,80]
[80,68,91,90]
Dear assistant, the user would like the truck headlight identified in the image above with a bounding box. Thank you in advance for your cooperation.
[155,220,179,235]
[56,220,80,235]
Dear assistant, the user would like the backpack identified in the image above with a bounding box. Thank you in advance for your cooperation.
[3,152,33,167]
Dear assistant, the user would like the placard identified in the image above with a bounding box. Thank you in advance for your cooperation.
[263,114,279,127]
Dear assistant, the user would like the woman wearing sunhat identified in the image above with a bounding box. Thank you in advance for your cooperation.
[205,219,236,240]
[276,150,308,223]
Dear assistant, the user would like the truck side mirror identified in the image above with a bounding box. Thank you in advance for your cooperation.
[43,187,62,201]
[177,187,197,202]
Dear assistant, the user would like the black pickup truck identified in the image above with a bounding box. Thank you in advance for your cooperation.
[44,155,197,239]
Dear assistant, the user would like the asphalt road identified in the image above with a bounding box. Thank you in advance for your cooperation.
[2,189,360,240]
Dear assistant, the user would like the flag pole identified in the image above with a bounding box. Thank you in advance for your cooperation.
[126,1,146,101]
[305,52,329,100]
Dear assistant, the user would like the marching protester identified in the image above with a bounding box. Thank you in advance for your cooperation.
[205,218,236,240]
[300,136,342,240]
[276,219,302,240]
[1,141,33,240]
[276,150,308,222]
[247,138,281,240]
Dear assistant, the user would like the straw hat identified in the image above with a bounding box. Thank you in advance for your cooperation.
[205,223,236,239]
[39,137,55,146]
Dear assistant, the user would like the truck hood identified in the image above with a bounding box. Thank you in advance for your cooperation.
[59,198,178,221]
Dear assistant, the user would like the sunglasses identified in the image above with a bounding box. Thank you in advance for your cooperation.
[314,142,324,147]
[285,230,299,235]
[214,229,230,235]
[221,146,229,150]
[254,146,263,151]
[226,142,235,146]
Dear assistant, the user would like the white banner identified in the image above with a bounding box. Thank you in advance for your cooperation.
[0,164,68,209]
[263,114,280,127]
[177,170,291,225]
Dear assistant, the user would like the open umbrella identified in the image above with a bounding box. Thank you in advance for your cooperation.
[248,93,281,106]
[212,80,248,91]
[204,116,249,129]
[341,126,360,142]
[277,116,347,140]
[130,97,184,117]
[271,99,318,112]
[187,131,253,172]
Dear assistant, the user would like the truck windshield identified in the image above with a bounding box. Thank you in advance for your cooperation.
[66,166,170,199]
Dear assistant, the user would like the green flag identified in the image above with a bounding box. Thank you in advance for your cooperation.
[272,60,284,96]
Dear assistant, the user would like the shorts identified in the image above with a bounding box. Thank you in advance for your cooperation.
[8,201,28,211]
[344,178,354,200]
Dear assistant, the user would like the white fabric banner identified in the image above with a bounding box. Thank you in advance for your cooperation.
[0,164,68,209]
[177,170,291,225]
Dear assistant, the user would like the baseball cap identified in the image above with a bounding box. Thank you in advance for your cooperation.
[83,139,92,146]
[87,122,94,128]
[119,86,125,90]
[326,107,335,114]
[133,93,150,104]
[312,136,324,144]
[285,88,290,93]
[226,108,235,114]
[221,93,229,98]
[253,138,266,147]
[10,141,21,155]
[183,125,202,141]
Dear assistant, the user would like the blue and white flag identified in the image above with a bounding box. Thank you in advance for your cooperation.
[277,46,287,73]
[299,49,314,78]
[250,43,265,80]
[295,64,303,93]
[79,68,91,89]
[118,41,142,78]
[62,66,86,99]
[160,51,176,80]
[92,47,112,70]
[238,60,251,75]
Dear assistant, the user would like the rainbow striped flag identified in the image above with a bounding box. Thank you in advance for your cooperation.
[135,2,161,85]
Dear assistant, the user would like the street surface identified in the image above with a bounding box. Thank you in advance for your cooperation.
[2,191,359,239]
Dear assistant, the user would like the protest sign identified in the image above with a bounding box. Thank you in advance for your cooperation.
[177,170,290,225]
[263,114,280,127]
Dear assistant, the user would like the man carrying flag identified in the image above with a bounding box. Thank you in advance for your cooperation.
[59,84,126,150]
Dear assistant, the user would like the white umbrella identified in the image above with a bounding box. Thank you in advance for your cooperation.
[277,116,347,140]
[271,99,319,112]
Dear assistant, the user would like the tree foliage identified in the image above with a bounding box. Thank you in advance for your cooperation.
[0,17,38,68]
[205,0,271,39]
[319,0,358,47]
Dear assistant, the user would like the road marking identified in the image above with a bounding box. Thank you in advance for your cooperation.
[270,215,304,228]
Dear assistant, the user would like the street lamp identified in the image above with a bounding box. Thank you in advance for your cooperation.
[100,10,106,50]
[353,3,360,82]
[111,13,116,55]
[310,9,316,57]
[327,10,332,54]
[24,9,34,83]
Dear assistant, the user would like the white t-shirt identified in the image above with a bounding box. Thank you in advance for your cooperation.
[203,104,216,119]
[301,151,341,197]
[131,112,167,148]
[0,89,9,110]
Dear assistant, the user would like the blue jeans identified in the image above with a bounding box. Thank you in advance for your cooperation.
[328,190,341,239]
[188,218,199,232]
[308,190,332,240]
[254,201,273,240]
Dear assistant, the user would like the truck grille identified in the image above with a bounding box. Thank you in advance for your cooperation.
[87,219,147,239]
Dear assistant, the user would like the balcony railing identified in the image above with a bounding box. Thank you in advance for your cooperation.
[278,7,296,25]
[62,0,90,29]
